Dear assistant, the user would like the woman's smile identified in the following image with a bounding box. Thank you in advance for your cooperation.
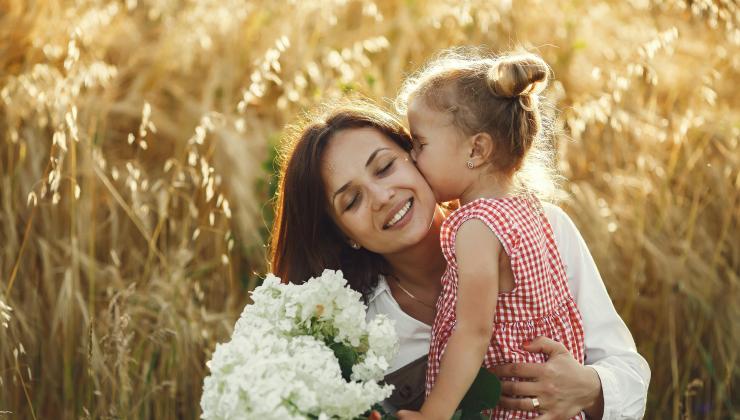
[383,197,414,230]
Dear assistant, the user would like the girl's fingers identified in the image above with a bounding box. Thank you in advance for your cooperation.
[396,409,413,419]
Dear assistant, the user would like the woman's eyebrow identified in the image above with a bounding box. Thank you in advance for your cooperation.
[331,147,391,204]
[332,182,352,204]
[365,147,390,167]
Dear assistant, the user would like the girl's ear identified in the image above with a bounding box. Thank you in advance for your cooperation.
[468,132,494,166]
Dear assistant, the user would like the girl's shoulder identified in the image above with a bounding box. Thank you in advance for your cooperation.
[440,197,523,261]
[442,196,528,230]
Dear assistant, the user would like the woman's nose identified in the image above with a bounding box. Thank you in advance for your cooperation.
[369,183,395,211]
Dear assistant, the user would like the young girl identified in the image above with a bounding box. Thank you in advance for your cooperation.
[395,51,586,420]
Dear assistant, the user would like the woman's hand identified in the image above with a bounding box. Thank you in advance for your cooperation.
[489,337,604,419]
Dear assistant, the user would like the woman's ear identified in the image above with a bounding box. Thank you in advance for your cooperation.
[468,132,494,166]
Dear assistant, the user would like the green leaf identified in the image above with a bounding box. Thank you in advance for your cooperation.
[329,342,359,381]
[457,368,501,419]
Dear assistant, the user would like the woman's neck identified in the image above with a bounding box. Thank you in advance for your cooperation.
[383,205,447,289]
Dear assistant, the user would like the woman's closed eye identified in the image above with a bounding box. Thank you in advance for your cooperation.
[343,159,397,211]
[376,158,396,175]
[345,193,360,211]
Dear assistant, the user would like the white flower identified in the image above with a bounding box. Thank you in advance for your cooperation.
[201,270,398,420]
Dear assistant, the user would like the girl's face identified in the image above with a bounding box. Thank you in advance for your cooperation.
[406,97,471,202]
[321,127,437,255]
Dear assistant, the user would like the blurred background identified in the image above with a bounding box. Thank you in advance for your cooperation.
[0,0,737,418]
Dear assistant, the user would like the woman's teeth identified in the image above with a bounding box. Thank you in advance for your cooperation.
[385,199,412,228]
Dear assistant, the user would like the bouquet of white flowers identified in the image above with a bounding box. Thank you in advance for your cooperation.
[200,269,399,420]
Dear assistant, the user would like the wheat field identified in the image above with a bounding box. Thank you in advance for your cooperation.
[0,0,738,418]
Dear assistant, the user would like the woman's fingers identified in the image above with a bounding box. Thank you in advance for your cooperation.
[522,336,569,356]
[492,337,589,417]
[500,379,540,397]
[498,396,541,412]
[489,362,545,379]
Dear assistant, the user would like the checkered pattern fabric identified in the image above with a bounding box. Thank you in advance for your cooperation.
[426,194,586,419]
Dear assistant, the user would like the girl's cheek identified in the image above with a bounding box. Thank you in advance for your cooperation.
[416,156,430,174]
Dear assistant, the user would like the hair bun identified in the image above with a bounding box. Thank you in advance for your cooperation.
[486,53,549,98]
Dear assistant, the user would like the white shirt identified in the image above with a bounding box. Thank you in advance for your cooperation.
[366,203,650,420]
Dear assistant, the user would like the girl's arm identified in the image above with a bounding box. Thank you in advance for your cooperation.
[399,219,501,420]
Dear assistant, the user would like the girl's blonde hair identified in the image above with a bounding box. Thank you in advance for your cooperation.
[396,48,562,201]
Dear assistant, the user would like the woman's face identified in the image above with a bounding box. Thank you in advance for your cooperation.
[321,127,437,255]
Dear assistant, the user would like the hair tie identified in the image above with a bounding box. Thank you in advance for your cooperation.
[518,95,535,112]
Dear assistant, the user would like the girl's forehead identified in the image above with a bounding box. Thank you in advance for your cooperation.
[408,97,451,124]
[407,96,426,116]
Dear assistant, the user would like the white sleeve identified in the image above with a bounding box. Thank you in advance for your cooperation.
[543,203,651,420]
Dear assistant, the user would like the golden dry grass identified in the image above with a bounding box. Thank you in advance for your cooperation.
[0,0,738,418]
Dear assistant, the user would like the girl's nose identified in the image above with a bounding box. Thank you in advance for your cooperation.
[369,183,395,211]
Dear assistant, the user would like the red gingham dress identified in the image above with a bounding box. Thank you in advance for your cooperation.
[426,195,586,419]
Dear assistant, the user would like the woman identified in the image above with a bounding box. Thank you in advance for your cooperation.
[270,100,650,419]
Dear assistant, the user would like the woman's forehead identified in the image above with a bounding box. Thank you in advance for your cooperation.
[322,127,400,173]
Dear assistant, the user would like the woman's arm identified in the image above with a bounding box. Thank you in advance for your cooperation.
[494,204,650,419]
[549,203,650,419]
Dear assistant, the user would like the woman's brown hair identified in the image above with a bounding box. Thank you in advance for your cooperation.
[269,99,413,299]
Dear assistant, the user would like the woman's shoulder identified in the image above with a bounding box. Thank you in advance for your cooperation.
[541,201,569,223]
[540,201,580,243]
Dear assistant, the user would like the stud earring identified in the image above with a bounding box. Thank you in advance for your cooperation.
[466,160,474,169]
[350,241,361,250]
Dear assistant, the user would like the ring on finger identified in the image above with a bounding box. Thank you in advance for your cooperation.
[532,397,541,411]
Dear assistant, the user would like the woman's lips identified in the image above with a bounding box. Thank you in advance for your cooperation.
[383,197,414,230]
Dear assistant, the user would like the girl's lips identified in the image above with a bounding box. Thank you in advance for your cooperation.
[383,198,414,230]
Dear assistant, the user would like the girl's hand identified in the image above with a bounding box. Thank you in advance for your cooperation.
[366,410,382,420]
[396,409,428,420]
[489,337,604,420]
